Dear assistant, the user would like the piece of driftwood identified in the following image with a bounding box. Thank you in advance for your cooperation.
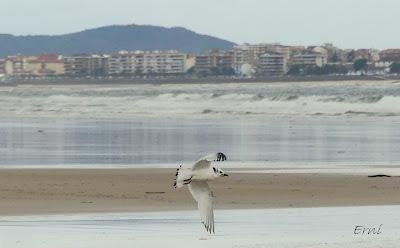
[368,174,392,178]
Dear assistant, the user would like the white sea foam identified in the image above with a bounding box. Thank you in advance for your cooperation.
[1,81,400,119]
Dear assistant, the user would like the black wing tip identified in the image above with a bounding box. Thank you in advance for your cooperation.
[202,222,215,234]
[173,164,183,188]
[216,152,227,162]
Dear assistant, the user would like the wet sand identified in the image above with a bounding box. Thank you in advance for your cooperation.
[0,168,399,216]
[3,207,400,248]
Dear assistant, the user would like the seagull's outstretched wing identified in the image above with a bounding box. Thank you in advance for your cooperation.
[188,181,215,233]
[192,152,227,171]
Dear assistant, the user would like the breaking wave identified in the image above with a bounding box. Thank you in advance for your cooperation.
[1,81,400,118]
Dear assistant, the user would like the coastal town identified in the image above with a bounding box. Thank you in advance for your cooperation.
[1,43,400,81]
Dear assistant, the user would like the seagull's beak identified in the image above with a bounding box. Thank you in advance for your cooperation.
[223,173,229,177]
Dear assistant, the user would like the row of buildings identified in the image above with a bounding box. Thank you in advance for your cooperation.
[1,44,400,78]
[0,51,190,77]
[194,44,390,77]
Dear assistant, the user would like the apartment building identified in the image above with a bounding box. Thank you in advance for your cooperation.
[292,52,328,67]
[4,55,65,76]
[64,55,108,76]
[143,51,186,74]
[352,49,380,62]
[379,49,400,62]
[194,54,213,74]
[108,51,142,75]
[108,51,186,75]
[233,43,289,74]
[258,53,288,76]
[25,54,65,76]
[4,56,35,76]
[194,50,234,74]
[0,58,5,76]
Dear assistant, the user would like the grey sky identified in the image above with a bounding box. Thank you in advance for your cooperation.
[0,0,398,49]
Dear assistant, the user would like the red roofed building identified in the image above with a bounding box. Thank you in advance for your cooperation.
[26,54,65,75]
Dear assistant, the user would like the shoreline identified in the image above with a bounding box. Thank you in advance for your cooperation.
[2,75,400,86]
[1,168,399,216]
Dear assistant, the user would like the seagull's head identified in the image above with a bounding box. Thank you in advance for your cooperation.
[213,167,228,177]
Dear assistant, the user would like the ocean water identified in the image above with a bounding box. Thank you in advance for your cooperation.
[0,81,400,118]
[1,206,399,248]
[0,81,399,167]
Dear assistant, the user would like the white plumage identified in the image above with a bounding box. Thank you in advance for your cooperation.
[174,152,228,234]
[189,181,215,233]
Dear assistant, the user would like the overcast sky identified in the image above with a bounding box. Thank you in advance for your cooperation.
[0,0,398,49]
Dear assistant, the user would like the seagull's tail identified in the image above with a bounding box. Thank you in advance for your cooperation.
[174,165,192,189]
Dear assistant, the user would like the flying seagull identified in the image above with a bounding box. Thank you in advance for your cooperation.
[174,152,228,234]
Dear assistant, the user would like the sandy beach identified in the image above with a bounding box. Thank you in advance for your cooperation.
[0,168,399,216]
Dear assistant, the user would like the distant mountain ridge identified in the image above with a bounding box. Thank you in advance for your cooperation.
[0,24,236,57]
